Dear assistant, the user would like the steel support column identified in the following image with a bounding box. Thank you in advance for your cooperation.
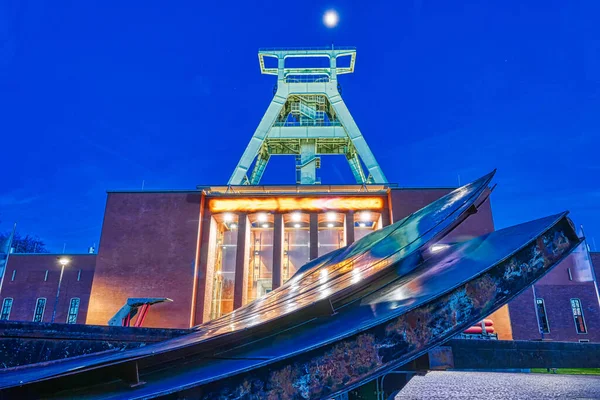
[309,213,319,260]
[234,214,250,309]
[345,211,355,245]
[272,213,284,289]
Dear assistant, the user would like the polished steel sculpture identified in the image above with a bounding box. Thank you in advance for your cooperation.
[0,171,582,399]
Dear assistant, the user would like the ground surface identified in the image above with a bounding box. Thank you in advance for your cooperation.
[396,371,600,399]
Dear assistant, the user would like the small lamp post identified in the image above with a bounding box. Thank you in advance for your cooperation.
[51,257,70,323]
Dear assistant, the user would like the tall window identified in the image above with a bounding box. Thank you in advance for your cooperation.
[570,298,587,334]
[66,298,80,324]
[535,298,550,334]
[33,298,47,322]
[209,213,238,320]
[247,213,274,303]
[318,212,345,257]
[1,298,13,320]
[283,212,309,282]
[354,211,382,242]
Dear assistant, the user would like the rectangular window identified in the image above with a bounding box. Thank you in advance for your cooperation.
[66,298,80,324]
[33,298,46,322]
[44,270,49,281]
[536,298,550,334]
[77,269,82,281]
[571,298,587,334]
[1,298,13,320]
[10,270,16,281]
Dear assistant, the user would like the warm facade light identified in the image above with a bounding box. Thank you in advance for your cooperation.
[209,197,384,213]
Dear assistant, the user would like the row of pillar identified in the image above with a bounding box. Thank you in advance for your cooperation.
[231,211,357,309]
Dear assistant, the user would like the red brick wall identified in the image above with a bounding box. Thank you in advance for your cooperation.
[0,254,96,324]
[591,252,600,283]
[86,192,201,329]
[508,251,600,342]
[509,283,600,342]
[389,188,496,238]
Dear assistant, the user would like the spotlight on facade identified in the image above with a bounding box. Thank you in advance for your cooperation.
[257,213,268,223]
[262,223,269,228]
[294,223,301,228]
[327,223,334,228]
[230,223,237,230]
[430,243,450,253]
[292,212,302,222]
[360,211,371,221]
[358,222,366,228]
[58,257,70,267]
[223,213,234,222]
[326,212,336,221]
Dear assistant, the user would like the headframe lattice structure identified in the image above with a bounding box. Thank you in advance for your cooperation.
[228,47,388,185]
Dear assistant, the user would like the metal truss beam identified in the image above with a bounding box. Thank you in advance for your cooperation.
[228,47,388,185]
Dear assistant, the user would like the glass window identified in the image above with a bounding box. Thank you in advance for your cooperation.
[353,211,382,241]
[67,298,80,324]
[318,212,345,257]
[33,298,47,322]
[1,298,13,320]
[246,213,274,303]
[570,298,587,334]
[283,212,310,282]
[209,213,238,320]
[535,298,550,334]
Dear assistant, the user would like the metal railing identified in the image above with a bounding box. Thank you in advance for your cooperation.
[273,120,342,127]
[285,75,330,83]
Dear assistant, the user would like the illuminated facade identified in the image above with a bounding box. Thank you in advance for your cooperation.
[0,47,598,344]
[83,185,499,329]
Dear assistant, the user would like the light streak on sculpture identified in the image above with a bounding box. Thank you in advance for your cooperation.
[208,196,384,213]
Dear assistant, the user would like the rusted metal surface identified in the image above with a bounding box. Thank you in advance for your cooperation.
[0,321,188,368]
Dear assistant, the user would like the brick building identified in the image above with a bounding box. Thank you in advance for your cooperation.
[1,186,598,343]
[508,251,600,342]
[0,254,96,324]
[84,185,500,329]
[1,46,599,344]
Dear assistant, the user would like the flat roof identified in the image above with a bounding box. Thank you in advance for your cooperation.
[106,184,459,194]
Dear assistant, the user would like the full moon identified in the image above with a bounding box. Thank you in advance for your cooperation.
[323,10,339,28]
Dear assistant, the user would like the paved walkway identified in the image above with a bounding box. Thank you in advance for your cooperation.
[397,371,600,399]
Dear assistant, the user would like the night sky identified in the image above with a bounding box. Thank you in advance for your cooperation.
[1,1,599,253]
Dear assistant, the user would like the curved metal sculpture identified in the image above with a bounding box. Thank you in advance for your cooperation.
[0,172,582,400]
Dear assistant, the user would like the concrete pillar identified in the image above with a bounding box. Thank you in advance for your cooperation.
[381,206,391,227]
[345,210,355,245]
[234,214,249,309]
[272,213,284,290]
[309,213,319,260]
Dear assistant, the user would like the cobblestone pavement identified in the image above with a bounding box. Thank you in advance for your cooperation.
[396,371,600,399]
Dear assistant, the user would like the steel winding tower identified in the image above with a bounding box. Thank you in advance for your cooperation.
[228,47,388,185]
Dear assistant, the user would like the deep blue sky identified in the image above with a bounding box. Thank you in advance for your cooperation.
[1,1,599,253]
